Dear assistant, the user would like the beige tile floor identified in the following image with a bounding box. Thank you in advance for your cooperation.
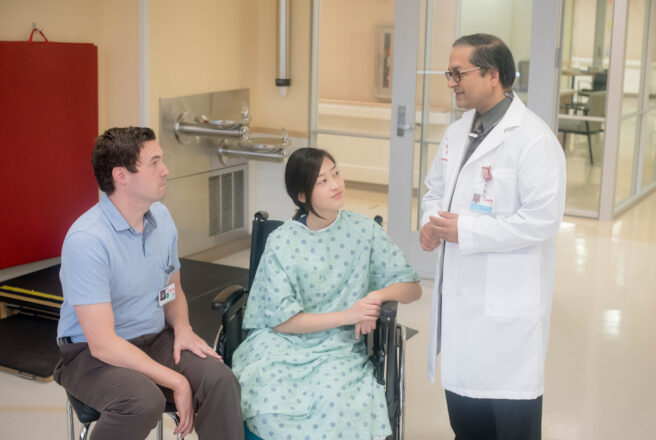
[2,188,656,439]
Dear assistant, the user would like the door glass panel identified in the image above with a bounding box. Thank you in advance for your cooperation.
[622,0,647,116]
[641,2,656,191]
[641,110,656,189]
[558,0,612,215]
[616,116,639,203]
[616,0,647,206]
[410,0,533,230]
[650,1,656,110]
[315,0,395,219]
[411,0,456,231]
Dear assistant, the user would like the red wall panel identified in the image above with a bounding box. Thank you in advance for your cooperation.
[0,40,98,269]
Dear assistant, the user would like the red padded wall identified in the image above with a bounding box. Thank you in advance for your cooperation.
[0,40,98,269]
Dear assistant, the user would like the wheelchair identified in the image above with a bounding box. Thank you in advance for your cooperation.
[211,211,412,440]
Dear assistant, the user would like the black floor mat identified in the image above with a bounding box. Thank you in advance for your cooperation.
[0,313,59,380]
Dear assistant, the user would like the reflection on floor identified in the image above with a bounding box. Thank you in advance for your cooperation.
[2,189,656,439]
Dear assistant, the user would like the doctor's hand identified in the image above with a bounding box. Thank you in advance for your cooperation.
[420,220,442,251]
[173,325,222,364]
[433,211,459,244]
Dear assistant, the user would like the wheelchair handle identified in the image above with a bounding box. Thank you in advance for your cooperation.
[211,284,247,315]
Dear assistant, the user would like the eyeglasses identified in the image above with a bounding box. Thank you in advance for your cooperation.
[444,66,482,83]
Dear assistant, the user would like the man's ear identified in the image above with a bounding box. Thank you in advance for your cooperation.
[112,167,127,188]
[488,69,500,86]
[298,192,306,203]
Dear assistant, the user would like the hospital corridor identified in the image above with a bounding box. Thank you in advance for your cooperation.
[2,0,656,439]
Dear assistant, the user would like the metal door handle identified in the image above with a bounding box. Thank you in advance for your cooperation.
[397,105,413,136]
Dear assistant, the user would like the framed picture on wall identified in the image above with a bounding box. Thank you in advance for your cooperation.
[374,23,394,101]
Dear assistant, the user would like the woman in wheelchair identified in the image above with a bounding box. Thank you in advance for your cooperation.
[232,147,421,439]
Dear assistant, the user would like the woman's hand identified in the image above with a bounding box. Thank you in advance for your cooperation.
[345,297,380,326]
[354,319,377,339]
[364,289,383,305]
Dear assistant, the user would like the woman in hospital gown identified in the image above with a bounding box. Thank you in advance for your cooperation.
[232,148,421,440]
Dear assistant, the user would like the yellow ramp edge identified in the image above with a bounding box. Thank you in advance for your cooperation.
[0,285,63,301]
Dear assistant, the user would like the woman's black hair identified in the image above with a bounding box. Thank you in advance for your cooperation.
[284,147,337,220]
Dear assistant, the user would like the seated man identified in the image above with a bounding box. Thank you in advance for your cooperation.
[54,127,243,440]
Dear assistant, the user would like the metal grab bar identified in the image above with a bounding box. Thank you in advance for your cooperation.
[175,121,249,141]
[217,143,286,164]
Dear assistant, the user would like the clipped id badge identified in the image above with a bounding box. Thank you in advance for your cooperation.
[470,193,494,214]
[158,283,176,307]
[470,165,494,214]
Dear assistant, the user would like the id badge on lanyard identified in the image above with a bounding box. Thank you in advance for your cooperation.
[158,283,176,307]
[470,165,494,214]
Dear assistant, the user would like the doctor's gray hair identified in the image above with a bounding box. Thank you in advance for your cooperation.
[453,33,516,90]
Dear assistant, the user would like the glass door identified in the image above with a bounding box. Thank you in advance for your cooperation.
[557,0,613,217]
[388,0,561,277]
[309,0,397,223]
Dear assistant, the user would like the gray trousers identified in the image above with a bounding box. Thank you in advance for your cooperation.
[54,327,244,440]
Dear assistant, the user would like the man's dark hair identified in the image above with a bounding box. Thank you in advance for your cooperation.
[453,33,516,89]
[284,147,337,220]
[91,127,156,195]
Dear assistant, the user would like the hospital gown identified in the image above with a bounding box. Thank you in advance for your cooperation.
[232,210,419,440]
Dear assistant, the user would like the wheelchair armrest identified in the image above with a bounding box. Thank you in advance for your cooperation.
[211,285,247,315]
[379,301,398,320]
[368,301,399,385]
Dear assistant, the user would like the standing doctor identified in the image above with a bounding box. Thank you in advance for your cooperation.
[420,34,565,440]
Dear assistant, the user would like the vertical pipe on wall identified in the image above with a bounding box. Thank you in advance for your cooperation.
[309,0,321,147]
[276,0,291,97]
[139,0,150,126]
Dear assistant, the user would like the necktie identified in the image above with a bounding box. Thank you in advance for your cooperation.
[460,117,484,169]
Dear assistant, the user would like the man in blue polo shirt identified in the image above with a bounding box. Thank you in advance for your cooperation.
[54,127,243,440]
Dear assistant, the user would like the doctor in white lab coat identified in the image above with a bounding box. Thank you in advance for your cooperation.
[420,34,566,440]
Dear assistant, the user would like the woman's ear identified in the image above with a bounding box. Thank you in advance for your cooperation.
[298,192,306,203]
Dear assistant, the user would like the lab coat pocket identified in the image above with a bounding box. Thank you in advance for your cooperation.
[485,253,540,318]
[491,168,518,215]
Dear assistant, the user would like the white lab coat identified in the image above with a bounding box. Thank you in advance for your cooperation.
[421,95,566,399]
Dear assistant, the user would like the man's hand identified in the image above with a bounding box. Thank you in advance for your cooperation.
[434,211,459,243]
[173,325,222,364]
[420,219,443,251]
[172,374,194,437]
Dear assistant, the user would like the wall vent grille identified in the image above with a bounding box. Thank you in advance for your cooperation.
[208,169,245,237]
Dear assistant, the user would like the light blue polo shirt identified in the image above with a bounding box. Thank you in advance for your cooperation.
[57,194,181,343]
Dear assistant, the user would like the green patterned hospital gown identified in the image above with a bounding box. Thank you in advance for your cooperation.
[232,210,419,440]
